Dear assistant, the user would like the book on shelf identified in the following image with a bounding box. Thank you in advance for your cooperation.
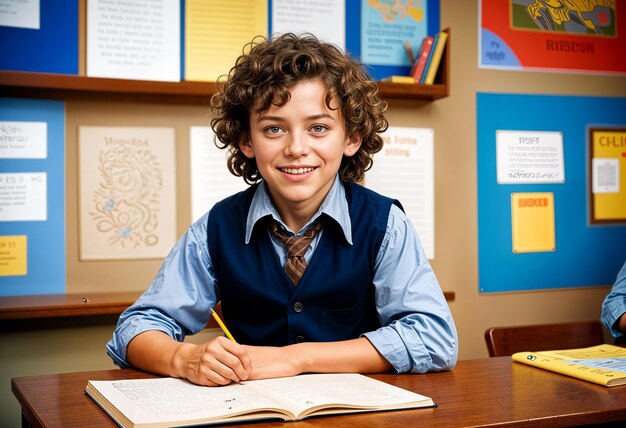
[421,31,449,85]
[410,36,435,83]
[512,344,626,387]
[85,373,435,428]
[380,75,418,84]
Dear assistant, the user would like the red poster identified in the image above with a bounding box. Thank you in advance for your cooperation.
[480,0,626,75]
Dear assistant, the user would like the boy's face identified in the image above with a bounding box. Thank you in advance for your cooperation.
[241,79,361,224]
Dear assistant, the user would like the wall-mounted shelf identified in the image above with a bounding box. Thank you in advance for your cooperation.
[0,71,217,104]
[0,292,221,331]
[0,291,454,331]
[0,70,446,103]
[0,28,449,103]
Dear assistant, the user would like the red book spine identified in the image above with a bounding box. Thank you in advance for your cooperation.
[410,36,434,83]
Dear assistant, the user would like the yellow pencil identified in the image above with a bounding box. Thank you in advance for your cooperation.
[211,308,237,343]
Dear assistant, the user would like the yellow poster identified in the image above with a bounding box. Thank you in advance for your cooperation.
[511,192,555,254]
[0,235,27,276]
[185,0,268,82]
[590,129,626,223]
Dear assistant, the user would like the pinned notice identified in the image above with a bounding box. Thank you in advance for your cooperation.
[185,0,267,81]
[511,192,555,253]
[0,172,47,222]
[0,121,47,159]
[365,127,434,259]
[0,0,39,29]
[0,235,27,276]
[496,130,564,184]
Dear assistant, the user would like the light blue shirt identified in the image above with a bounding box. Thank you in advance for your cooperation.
[107,175,458,373]
[602,260,626,339]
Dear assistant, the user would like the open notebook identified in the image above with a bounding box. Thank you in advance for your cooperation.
[85,373,435,428]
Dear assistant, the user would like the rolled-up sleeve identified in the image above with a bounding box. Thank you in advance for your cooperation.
[601,260,626,339]
[106,214,219,367]
[363,205,458,373]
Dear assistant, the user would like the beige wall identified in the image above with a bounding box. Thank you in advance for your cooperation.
[2,1,625,427]
[0,326,220,428]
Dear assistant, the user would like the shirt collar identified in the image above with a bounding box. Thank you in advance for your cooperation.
[245,174,353,245]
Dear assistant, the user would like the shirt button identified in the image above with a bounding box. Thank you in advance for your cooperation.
[296,335,305,342]
[293,302,303,313]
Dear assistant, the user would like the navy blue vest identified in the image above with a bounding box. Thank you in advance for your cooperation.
[206,182,398,346]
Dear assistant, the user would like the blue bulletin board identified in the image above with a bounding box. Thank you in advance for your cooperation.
[477,93,626,293]
[0,0,78,75]
[0,98,66,296]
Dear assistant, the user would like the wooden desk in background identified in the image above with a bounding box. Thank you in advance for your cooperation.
[12,357,626,428]
[0,291,455,331]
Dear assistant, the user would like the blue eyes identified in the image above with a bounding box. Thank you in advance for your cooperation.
[266,126,282,134]
[263,125,328,135]
[311,125,327,133]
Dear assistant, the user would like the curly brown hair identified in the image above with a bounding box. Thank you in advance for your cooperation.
[210,33,388,184]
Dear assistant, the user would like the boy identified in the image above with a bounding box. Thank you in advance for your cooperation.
[107,33,457,386]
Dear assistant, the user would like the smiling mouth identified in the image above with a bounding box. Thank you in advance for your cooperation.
[279,167,317,175]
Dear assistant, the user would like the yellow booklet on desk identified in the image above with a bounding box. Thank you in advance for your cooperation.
[85,373,435,428]
[512,344,626,387]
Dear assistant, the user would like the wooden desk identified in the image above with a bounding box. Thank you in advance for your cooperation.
[12,357,626,428]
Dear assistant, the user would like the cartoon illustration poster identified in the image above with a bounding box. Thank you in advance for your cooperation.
[480,0,626,75]
[78,127,176,260]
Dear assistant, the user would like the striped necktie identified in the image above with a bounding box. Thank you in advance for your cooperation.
[270,219,324,286]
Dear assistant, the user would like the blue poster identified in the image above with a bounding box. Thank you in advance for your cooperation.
[0,98,66,296]
[354,0,439,80]
[361,0,429,67]
[477,93,626,293]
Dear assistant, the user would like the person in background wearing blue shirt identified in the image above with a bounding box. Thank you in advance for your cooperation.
[107,33,458,386]
[602,260,626,344]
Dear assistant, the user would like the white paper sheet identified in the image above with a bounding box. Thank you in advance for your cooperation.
[0,172,46,222]
[592,158,620,194]
[272,0,345,50]
[190,127,249,223]
[0,0,39,29]
[87,0,180,81]
[0,121,47,159]
[496,130,565,184]
[365,127,434,259]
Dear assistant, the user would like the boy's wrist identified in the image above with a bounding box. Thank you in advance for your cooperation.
[288,343,313,374]
[170,342,195,379]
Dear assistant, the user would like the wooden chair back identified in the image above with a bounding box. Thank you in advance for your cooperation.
[484,320,605,357]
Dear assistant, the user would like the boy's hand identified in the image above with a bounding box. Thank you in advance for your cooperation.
[174,336,252,386]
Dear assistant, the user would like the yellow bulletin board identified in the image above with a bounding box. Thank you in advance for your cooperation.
[589,128,626,224]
